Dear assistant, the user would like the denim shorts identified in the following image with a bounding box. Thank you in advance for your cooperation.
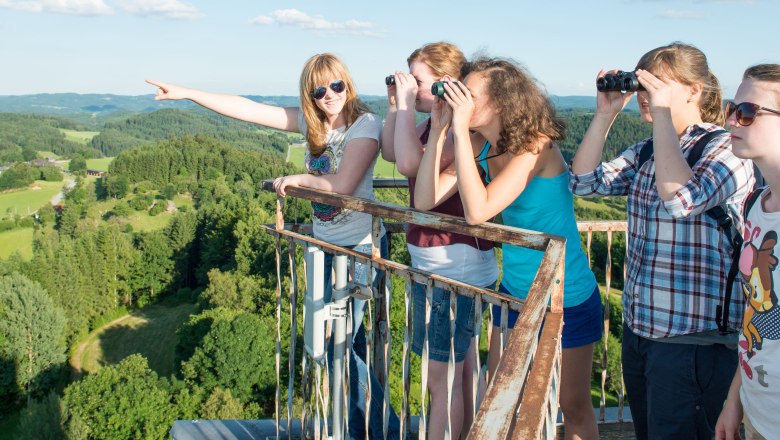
[491,284,602,349]
[411,281,493,362]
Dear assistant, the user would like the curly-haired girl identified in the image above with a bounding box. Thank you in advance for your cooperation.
[415,57,601,440]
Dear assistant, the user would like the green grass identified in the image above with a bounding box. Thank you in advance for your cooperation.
[60,128,99,145]
[0,180,66,219]
[126,211,173,232]
[36,150,61,159]
[287,144,398,178]
[76,301,197,377]
[0,228,33,260]
[86,157,114,171]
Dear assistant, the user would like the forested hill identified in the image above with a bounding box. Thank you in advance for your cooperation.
[0,113,97,162]
[558,109,652,161]
[91,109,297,157]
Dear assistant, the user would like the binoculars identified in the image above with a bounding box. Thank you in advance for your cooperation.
[596,71,645,92]
[385,75,395,86]
[431,81,447,97]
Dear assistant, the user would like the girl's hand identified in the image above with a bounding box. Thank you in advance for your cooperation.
[272,175,303,197]
[430,92,453,135]
[635,69,676,116]
[146,79,189,101]
[442,80,474,134]
[595,69,634,117]
[715,398,743,440]
[394,72,418,109]
[386,74,397,107]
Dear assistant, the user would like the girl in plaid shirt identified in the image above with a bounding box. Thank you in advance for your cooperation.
[569,42,754,439]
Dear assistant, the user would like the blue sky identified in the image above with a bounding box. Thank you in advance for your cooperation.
[0,0,776,98]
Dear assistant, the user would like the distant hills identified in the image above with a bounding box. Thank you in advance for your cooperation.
[0,93,640,119]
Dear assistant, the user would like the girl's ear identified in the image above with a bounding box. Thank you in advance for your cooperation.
[688,82,704,104]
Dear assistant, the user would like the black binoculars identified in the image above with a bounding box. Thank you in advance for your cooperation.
[431,81,447,97]
[596,71,645,92]
[385,75,395,86]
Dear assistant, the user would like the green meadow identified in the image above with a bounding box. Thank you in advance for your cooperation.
[60,128,99,144]
[0,180,66,219]
[86,157,114,171]
[0,227,33,260]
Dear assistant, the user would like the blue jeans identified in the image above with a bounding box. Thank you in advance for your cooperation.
[622,323,736,440]
[411,282,491,362]
[323,235,401,440]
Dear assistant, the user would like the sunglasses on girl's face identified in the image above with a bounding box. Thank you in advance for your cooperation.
[310,80,346,100]
[725,101,780,126]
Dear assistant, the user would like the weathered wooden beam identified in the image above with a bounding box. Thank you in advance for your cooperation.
[262,183,558,251]
[467,239,565,440]
[576,221,628,232]
[512,312,563,440]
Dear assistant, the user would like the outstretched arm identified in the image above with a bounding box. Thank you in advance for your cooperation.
[146,79,299,132]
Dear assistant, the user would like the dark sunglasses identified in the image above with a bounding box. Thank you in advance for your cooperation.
[310,80,346,100]
[725,100,780,126]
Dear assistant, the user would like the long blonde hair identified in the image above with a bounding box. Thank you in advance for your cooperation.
[298,53,371,156]
[636,42,724,126]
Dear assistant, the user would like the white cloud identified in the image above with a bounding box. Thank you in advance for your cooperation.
[0,0,113,15]
[248,15,273,25]
[116,0,202,21]
[656,9,702,18]
[249,9,381,37]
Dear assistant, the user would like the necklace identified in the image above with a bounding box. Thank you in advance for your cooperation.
[475,147,506,161]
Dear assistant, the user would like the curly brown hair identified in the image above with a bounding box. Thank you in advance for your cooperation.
[461,57,565,155]
[636,42,724,126]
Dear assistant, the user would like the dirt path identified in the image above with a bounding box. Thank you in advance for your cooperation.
[70,314,132,379]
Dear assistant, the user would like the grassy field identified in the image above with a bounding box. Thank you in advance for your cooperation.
[0,228,33,260]
[287,144,399,178]
[0,180,66,219]
[75,301,197,377]
[86,157,114,171]
[60,128,99,144]
[36,150,61,159]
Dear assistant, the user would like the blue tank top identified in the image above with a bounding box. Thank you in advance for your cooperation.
[478,142,597,307]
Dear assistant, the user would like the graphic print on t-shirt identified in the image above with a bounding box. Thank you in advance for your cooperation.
[305,145,342,222]
[738,224,780,383]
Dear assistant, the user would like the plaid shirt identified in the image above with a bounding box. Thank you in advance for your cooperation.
[569,123,755,338]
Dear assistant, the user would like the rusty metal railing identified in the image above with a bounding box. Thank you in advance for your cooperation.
[577,221,629,429]
[262,178,567,440]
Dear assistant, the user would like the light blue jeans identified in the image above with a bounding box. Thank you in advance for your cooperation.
[323,235,401,439]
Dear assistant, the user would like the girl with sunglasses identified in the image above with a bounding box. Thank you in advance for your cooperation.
[382,42,497,439]
[716,64,780,440]
[415,57,601,440]
[148,53,399,440]
[569,42,755,440]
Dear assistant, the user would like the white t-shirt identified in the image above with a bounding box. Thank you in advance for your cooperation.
[738,188,780,439]
[298,112,384,246]
[408,243,498,287]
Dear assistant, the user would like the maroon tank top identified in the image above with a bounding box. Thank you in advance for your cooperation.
[406,118,493,251]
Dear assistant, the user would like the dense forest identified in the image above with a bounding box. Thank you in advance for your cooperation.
[0,97,647,438]
[91,109,297,157]
[0,114,97,162]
